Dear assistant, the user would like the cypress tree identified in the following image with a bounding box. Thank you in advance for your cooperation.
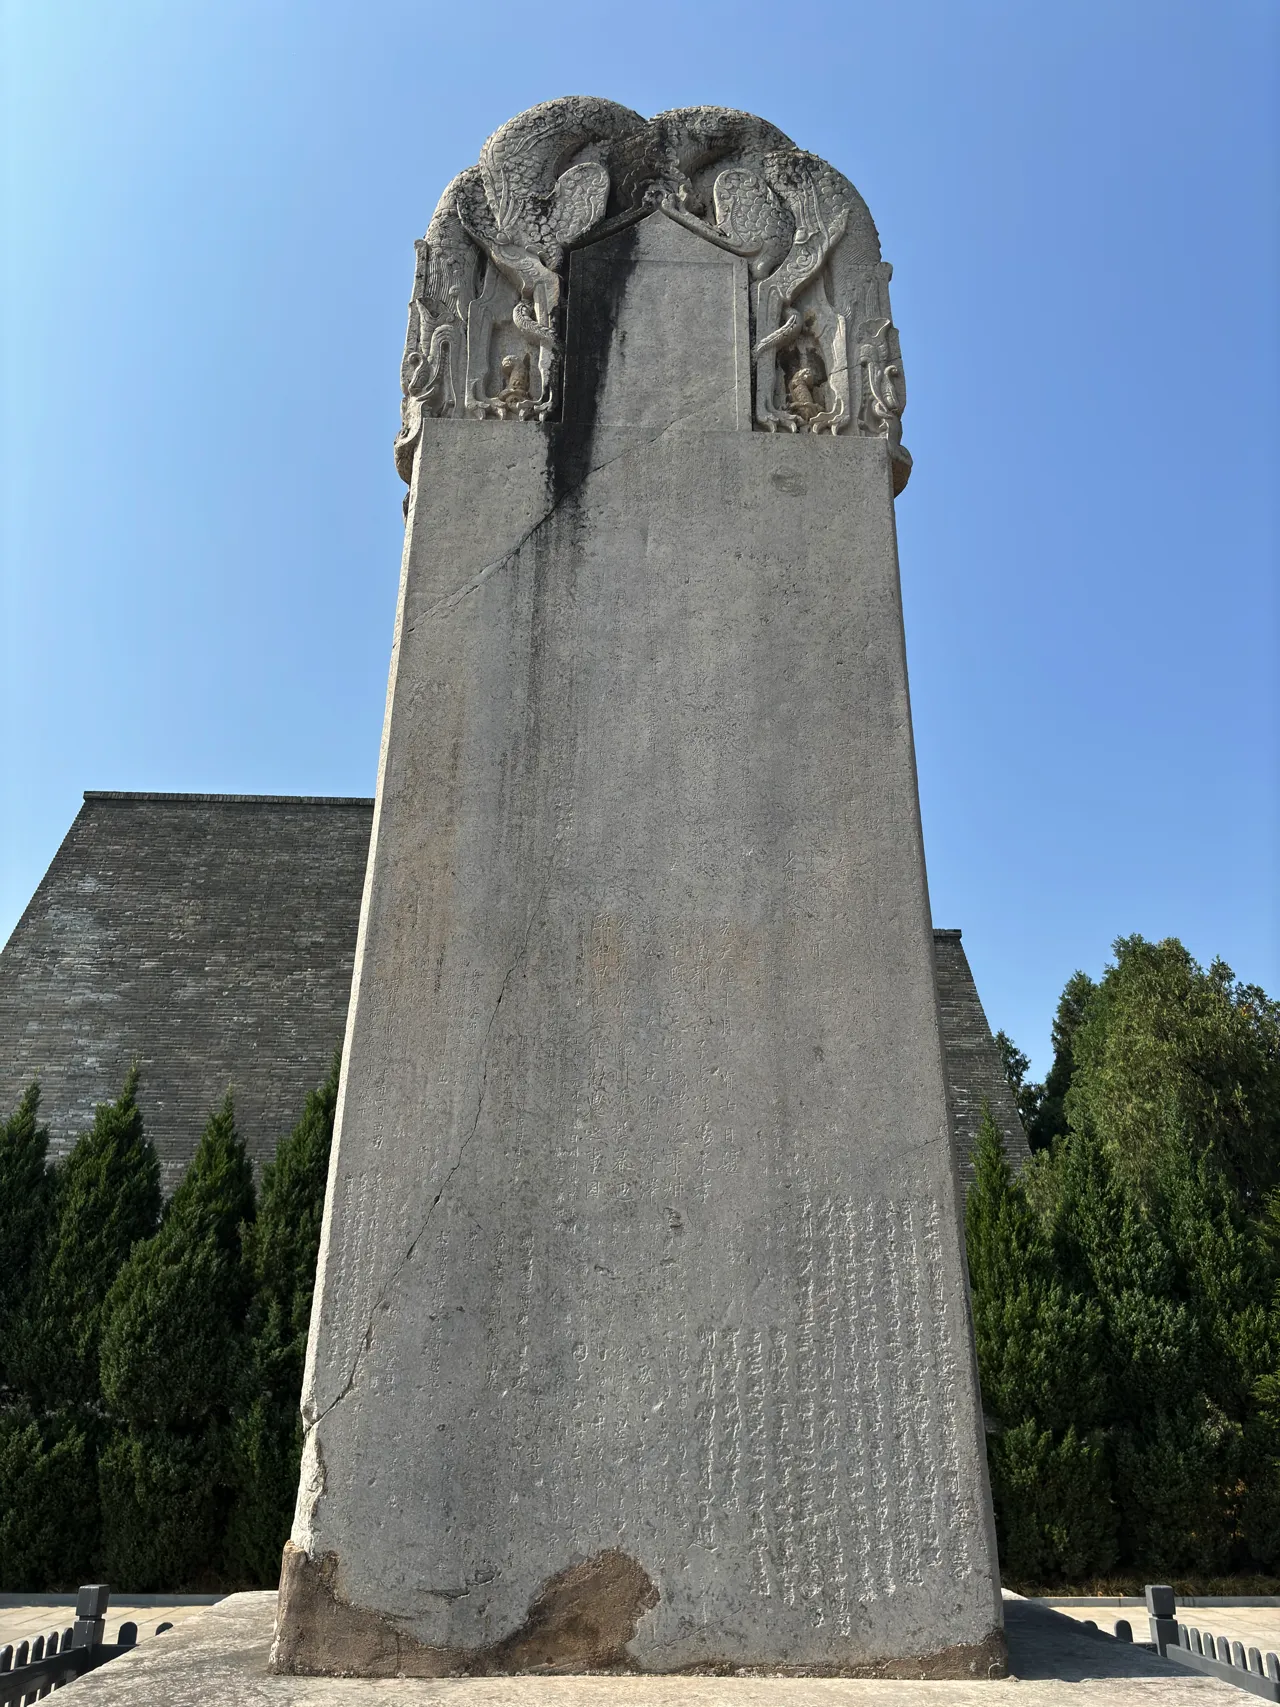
[1025,970,1096,1150]
[0,1084,55,1395]
[0,1407,96,1589]
[966,1103,1115,1581]
[18,1069,161,1410]
[224,1053,338,1584]
[98,1093,254,1589]
[0,1073,160,1588]
[0,1081,92,1590]
[1250,1355,1280,1570]
[1046,937,1280,1571]
[1065,937,1280,1209]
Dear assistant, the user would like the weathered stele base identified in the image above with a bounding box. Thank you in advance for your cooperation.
[271,1542,1007,1680]
[270,1541,660,1677]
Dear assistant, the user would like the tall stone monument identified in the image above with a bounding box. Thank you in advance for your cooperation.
[273,99,1003,1677]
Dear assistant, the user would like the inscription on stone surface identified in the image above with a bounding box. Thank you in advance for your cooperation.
[276,95,998,1678]
[413,1191,973,1634]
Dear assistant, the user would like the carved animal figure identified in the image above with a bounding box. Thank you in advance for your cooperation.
[710,169,794,279]
[709,149,860,430]
[607,106,794,218]
[755,152,854,339]
[395,99,905,466]
[459,98,644,414]
[399,97,644,438]
[477,96,643,255]
[857,316,906,442]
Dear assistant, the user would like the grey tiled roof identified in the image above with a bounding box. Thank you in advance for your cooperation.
[0,794,1027,1191]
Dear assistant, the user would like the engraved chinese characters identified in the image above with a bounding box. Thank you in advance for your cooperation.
[394,100,910,480]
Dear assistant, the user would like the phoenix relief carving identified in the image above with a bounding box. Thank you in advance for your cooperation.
[700,149,855,434]
[395,99,908,481]
[395,96,641,480]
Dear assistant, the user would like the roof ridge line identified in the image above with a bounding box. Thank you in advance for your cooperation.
[82,791,376,806]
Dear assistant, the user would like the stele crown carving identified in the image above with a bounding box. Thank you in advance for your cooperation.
[395,99,909,487]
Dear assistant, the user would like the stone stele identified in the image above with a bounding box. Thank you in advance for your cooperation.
[272,98,1004,1679]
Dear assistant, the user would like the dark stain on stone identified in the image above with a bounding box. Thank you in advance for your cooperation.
[273,1540,1006,1679]
[545,216,642,510]
[482,1549,659,1671]
[270,1540,659,1678]
[271,1542,414,1677]
[515,217,645,826]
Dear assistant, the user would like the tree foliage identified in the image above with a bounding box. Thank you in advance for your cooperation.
[98,1093,255,1587]
[994,1030,1044,1138]
[1064,936,1280,1208]
[0,1406,97,1590]
[977,936,1280,1585]
[224,1053,338,1584]
[0,1060,337,1590]
[21,1070,162,1409]
[966,1103,1114,1577]
[0,1074,161,1588]
[0,1085,55,1395]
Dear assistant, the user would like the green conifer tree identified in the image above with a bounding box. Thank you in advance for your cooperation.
[98,1093,254,1589]
[1025,971,1097,1150]
[0,1084,90,1593]
[0,1073,160,1587]
[965,1103,1115,1582]
[224,1054,339,1585]
[0,1407,96,1589]
[0,1084,55,1394]
[18,1069,161,1409]
[1249,1360,1280,1570]
[1042,1121,1275,1569]
[1065,937,1280,1209]
[1037,937,1280,1571]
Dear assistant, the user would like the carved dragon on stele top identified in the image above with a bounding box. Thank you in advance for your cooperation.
[394,99,909,489]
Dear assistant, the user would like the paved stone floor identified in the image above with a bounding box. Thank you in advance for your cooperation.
[0,1597,216,1652]
[1041,1597,1280,1654]
[57,1592,1242,1703]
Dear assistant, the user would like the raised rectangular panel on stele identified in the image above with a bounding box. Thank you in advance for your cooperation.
[272,98,1004,1679]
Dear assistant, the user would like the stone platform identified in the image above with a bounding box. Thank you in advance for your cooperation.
[62,1592,1237,1702]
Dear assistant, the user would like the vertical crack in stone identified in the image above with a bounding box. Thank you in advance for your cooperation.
[309,885,547,1428]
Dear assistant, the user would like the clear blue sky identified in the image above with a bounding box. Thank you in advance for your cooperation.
[3,1,1276,1077]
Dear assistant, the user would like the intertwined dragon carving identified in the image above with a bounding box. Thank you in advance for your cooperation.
[395,99,908,481]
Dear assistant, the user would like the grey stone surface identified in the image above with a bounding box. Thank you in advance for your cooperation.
[932,931,1030,1185]
[64,1591,1236,1702]
[563,215,751,432]
[283,158,999,1668]
[0,793,372,1189]
[0,797,1021,1195]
